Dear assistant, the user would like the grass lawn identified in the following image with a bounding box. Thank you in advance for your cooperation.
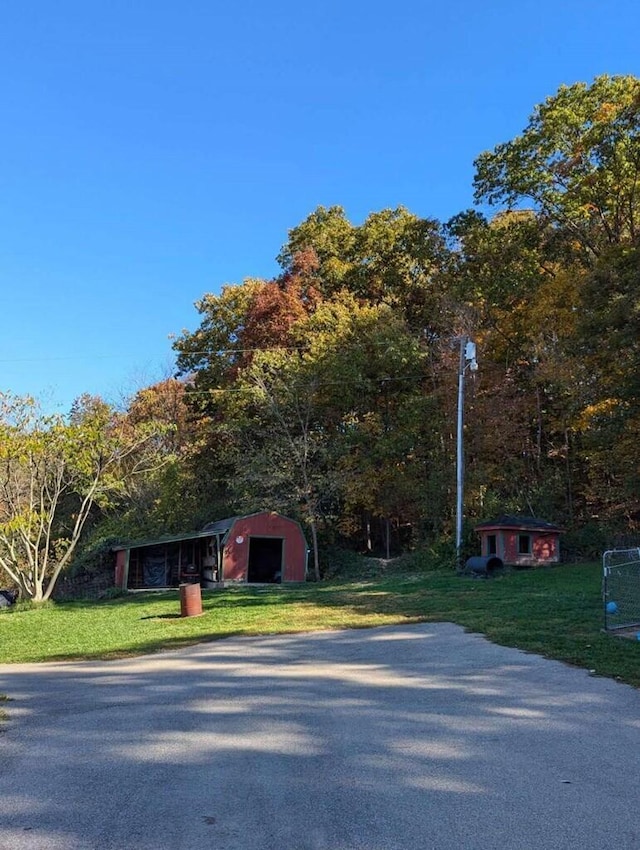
[1,560,639,687]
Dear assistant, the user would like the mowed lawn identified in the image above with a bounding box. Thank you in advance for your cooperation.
[1,562,639,687]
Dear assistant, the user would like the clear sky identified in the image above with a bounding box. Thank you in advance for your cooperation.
[1,0,639,413]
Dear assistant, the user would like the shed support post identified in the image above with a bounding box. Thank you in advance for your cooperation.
[456,338,466,570]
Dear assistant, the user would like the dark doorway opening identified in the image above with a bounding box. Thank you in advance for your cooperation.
[518,534,531,555]
[247,537,284,583]
[142,545,169,587]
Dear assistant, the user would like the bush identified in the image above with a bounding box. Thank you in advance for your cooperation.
[403,535,465,571]
[320,547,374,580]
[562,523,609,562]
[70,536,121,577]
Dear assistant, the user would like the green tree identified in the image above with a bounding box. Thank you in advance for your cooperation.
[277,206,356,294]
[175,279,263,393]
[572,245,640,527]
[110,378,221,537]
[470,76,640,528]
[474,75,640,259]
[446,207,586,526]
[0,393,166,601]
[218,348,341,581]
[279,205,452,333]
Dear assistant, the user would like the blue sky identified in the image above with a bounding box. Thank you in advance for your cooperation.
[1,0,639,413]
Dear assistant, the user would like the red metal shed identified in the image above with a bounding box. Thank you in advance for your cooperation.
[475,515,562,567]
[113,511,308,590]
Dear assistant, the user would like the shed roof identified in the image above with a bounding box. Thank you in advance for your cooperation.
[112,527,215,552]
[201,516,239,536]
[112,518,239,552]
[475,515,563,533]
[112,513,296,552]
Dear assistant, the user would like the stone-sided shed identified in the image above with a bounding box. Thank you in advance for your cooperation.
[114,511,308,590]
[475,515,563,567]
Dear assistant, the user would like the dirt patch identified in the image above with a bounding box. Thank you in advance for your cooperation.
[609,627,640,641]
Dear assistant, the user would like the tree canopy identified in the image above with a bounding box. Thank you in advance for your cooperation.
[166,73,640,561]
[474,74,640,258]
[11,74,640,588]
[0,394,168,600]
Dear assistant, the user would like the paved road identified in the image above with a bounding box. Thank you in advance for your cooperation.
[1,623,640,849]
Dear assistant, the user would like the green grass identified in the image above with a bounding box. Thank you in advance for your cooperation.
[1,561,639,687]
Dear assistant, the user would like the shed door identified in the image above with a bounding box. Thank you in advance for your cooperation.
[247,537,283,583]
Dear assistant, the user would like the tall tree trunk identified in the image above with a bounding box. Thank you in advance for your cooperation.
[564,427,574,525]
[535,386,543,473]
[309,518,320,581]
[385,517,391,560]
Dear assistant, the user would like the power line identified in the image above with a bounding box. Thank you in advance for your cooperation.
[0,338,438,365]
[177,373,434,396]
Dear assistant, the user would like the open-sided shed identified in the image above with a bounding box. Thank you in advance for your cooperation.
[475,515,562,567]
[114,511,308,590]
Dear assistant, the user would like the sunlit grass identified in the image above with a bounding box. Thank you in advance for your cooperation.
[1,562,638,687]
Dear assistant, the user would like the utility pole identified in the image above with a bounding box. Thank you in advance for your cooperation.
[456,336,478,569]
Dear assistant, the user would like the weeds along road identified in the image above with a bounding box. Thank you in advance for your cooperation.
[1,623,640,850]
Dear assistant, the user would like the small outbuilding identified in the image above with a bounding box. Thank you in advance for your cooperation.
[113,511,308,590]
[474,515,562,567]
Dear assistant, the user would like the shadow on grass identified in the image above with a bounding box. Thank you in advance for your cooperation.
[140,614,185,621]
[4,564,640,687]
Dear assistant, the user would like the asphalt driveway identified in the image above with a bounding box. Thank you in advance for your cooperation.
[1,623,639,849]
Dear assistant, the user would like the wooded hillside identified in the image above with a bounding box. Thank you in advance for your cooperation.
[164,76,640,562]
[4,75,640,594]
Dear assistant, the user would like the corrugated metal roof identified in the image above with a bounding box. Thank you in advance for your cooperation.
[201,516,239,535]
[112,523,227,552]
[112,512,303,552]
[475,515,563,532]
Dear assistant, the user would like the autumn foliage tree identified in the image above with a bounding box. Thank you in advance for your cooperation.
[469,75,640,533]
[112,74,640,567]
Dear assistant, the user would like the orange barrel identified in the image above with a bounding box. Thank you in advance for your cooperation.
[180,582,203,617]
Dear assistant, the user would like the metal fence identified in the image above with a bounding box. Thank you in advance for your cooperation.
[603,548,640,631]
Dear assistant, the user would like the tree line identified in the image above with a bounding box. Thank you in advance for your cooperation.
[2,74,640,598]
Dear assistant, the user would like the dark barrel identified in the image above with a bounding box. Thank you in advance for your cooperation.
[464,555,504,576]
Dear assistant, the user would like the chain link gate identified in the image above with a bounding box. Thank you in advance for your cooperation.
[603,548,640,631]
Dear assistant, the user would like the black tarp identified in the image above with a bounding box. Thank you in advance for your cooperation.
[143,547,167,586]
